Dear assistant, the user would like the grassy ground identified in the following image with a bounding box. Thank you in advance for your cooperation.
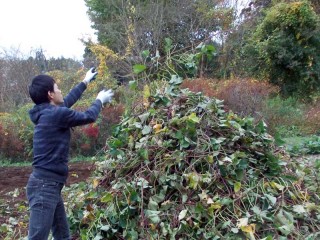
[0,155,105,167]
[284,136,314,146]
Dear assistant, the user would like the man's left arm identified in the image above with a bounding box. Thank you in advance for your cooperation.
[63,67,98,108]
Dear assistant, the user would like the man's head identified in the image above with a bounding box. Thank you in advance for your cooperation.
[29,75,63,105]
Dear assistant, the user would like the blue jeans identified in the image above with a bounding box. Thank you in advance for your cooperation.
[26,174,70,240]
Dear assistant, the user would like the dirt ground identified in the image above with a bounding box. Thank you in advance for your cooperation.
[0,162,96,228]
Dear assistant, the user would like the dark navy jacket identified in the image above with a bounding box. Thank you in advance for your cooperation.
[29,82,102,183]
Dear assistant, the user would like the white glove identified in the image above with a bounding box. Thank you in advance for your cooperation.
[83,67,98,84]
[96,89,114,104]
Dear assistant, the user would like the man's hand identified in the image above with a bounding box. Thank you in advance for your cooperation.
[96,89,114,104]
[83,67,98,85]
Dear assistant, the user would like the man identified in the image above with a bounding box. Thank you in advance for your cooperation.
[26,68,113,239]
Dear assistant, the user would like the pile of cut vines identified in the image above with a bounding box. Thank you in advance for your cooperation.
[66,76,320,239]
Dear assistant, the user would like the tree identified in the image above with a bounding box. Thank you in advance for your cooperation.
[84,0,235,80]
[85,0,232,53]
[46,57,82,72]
[0,48,82,112]
[246,1,320,98]
[220,0,274,78]
[0,49,41,111]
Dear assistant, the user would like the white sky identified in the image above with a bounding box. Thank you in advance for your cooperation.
[0,0,96,60]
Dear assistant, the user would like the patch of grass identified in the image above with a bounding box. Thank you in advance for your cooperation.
[0,159,31,167]
[284,135,320,156]
[69,155,105,163]
[263,96,305,136]
[284,135,314,146]
[0,155,106,167]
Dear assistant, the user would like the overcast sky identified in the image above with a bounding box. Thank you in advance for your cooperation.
[0,0,251,60]
[0,0,96,59]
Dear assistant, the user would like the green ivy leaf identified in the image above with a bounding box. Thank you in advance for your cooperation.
[255,121,267,134]
[188,113,200,123]
[195,202,205,214]
[136,177,149,188]
[293,205,306,214]
[141,50,150,59]
[145,210,161,223]
[206,44,215,52]
[148,199,159,211]
[164,38,173,52]
[265,194,277,206]
[129,80,137,90]
[130,191,138,202]
[169,75,183,85]
[138,112,150,123]
[182,194,188,203]
[179,209,188,220]
[260,236,273,240]
[234,182,241,193]
[93,233,104,240]
[142,125,152,135]
[187,172,200,189]
[101,192,113,203]
[138,148,149,160]
[100,225,111,232]
[133,64,147,74]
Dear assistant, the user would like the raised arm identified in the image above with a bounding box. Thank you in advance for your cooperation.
[61,89,114,128]
[63,68,98,108]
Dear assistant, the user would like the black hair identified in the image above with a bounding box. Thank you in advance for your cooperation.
[29,75,55,104]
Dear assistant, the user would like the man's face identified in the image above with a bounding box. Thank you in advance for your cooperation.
[49,83,63,105]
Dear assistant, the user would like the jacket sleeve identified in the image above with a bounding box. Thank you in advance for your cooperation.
[62,82,87,108]
[58,100,102,128]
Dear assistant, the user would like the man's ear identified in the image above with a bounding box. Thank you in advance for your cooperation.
[48,91,54,100]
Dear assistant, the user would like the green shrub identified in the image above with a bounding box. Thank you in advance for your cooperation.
[249,1,320,98]
[262,96,305,137]
[13,104,34,159]
[0,112,27,161]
